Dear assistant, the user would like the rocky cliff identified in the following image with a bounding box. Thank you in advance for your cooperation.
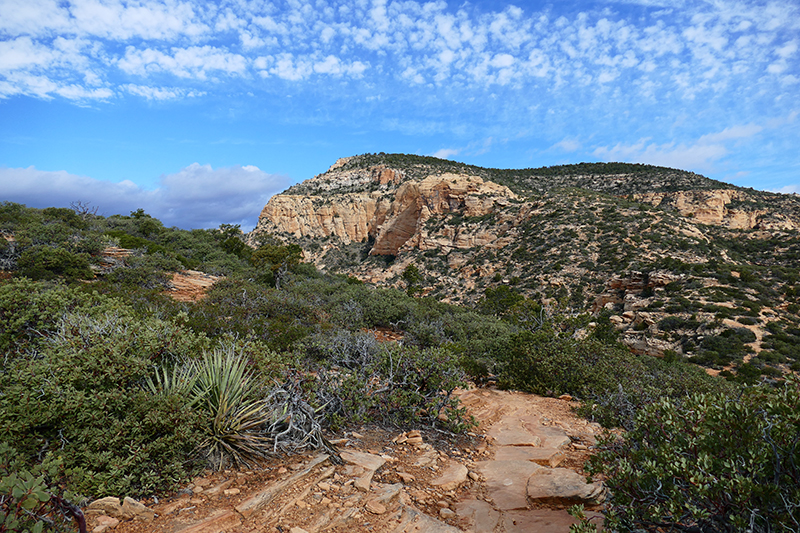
[251,162,520,257]
[250,154,800,371]
[633,189,798,230]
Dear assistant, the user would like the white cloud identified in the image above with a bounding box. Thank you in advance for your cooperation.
[124,84,205,100]
[0,164,291,231]
[772,185,800,194]
[553,138,581,152]
[118,46,248,79]
[431,148,460,159]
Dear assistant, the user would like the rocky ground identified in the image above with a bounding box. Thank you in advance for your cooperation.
[85,388,608,533]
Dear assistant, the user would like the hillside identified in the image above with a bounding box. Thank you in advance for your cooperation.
[250,153,800,378]
[1,193,797,533]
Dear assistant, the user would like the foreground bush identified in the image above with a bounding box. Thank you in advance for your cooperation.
[497,326,731,429]
[309,337,472,432]
[0,280,209,497]
[590,377,800,532]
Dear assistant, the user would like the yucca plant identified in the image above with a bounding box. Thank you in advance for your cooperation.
[143,361,202,406]
[193,345,274,470]
[144,344,340,470]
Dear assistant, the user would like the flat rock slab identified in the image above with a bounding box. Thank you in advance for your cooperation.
[454,499,500,533]
[175,510,241,533]
[486,415,542,447]
[501,509,602,533]
[527,468,607,506]
[494,446,565,468]
[340,450,386,472]
[430,463,468,491]
[372,482,404,505]
[530,426,572,450]
[477,460,542,510]
[394,505,462,533]
[414,448,439,467]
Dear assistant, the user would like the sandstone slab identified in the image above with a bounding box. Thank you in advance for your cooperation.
[340,450,385,472]
[176,510,241,533]
[494,446,565,468]
[430,463,468,491]
[393,505,462,533]
[486,415,541,447]
[526,468,606,506]
[501,509,602,533]
[530,425,572,450]
[477,460,542,510]
[454,499,500,532]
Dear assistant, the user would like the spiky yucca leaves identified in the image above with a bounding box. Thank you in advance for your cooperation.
[194,345,273,470]
[144,344,342,470]
[143,362,201,406]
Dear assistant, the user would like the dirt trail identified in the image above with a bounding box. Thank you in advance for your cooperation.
[88,387,607,533]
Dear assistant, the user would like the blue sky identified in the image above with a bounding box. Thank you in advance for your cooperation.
[1,0,798,230]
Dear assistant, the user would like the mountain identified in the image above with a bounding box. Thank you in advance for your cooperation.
[249,153,800,376]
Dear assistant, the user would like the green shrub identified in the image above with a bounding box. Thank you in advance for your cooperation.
[590,378,800,531]
[0,283,209,497]
[0,444,82,533]
[104,252,183,289]
[315,344,472,432]
[498,325,733,429]
[16,245,93,281]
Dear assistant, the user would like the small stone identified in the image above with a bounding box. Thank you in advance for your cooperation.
[468,472,480,482]
[431,463,469,491]
[320,497,332,505]
[365,500,386,515]
[223,488,240,496]
[277,467,288,474]
[351,432,364,439]
[436,500,449,508]
[406,436,424,445]
[318,482,332,491]
[407,430,421,438]
[290,528,309,533]
[439,508,456,519]
[121,497,155,521]
[397,472,415,484]
[558,394,573,401]
[94,516,119,528]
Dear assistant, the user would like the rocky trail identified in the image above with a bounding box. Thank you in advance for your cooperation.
[85,388,607,533]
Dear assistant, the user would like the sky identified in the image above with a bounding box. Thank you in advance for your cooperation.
[0,0,798,231]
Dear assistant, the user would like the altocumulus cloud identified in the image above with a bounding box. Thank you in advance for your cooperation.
[0,164,290,231]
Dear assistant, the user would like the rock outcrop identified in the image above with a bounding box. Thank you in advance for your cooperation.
[633,189,798,230]
[251,167,518,256]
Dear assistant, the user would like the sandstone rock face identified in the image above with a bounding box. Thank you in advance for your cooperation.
[250,168,518,256]
[634,189,798,230]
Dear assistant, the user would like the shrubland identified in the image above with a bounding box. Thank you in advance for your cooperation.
[1,202,797,532]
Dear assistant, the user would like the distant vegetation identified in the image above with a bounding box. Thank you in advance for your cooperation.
[290,152,728,196]
[1,193,798,532]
